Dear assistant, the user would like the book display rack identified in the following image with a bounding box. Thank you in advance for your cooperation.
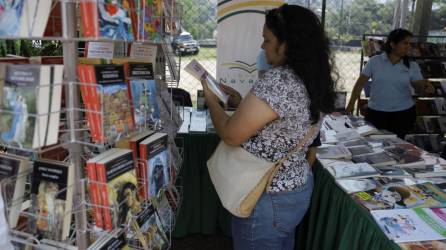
[0,0,184,249]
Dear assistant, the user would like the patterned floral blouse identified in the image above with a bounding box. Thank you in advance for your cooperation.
[242,66,321,193]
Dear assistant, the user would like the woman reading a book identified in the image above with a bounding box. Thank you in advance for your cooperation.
[346,28,434,139]
[201,5,336,249]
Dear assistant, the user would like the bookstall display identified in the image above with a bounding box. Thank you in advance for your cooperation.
[0,0,184,249]
[359,34,446,153]
[320,114,446,247]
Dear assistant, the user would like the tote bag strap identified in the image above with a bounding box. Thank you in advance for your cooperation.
[266,123,320,188]
[275,123,320,166]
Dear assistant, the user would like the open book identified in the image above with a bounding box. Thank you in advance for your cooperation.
[185,59,229,104]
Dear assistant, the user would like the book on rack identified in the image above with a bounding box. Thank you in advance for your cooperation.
[46,65,64,146]
[185,59,229,104]
[139,132,170,199]
[30,159,74,241]
[352,182,446,210]
[86,148,122,231]
[352,152,397,167]
[95,148,139,231]
[165,185,180,211]
[19,0,52,37]
[335,178,379,194]
[399,240,446,250]
[155,79,183,128]
[316,145,352,160]
[130,203,168,250]
[154,192,173,232]
[43,1,62,37]
[405,134,444,153]
[326,163,380,179]
[116,130,155,200]
[419,61,446,78]
[0,153,30,228]
[163,0,181,35]
[416,98,446,115]
[124,62,158,126]
[1,64,51,149]
[139,0,163,41]
[0,0,26,36]
[405,165,446,178]
[430,79,446,97]
[79,0,134,40]
[77,64,135,143]
[415,116,442,133]
[87,227,129,250]
[372,208,446,243]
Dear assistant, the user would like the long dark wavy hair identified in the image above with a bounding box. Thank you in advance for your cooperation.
[265,4,336,123]
[382,28,413,68]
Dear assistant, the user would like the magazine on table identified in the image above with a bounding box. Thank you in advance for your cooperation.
[372,208,446,243]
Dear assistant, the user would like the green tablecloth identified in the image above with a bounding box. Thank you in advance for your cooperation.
[173,132,401,250]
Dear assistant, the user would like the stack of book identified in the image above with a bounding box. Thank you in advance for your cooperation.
[319,114,446,246]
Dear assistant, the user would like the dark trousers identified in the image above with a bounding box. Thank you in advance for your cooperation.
[365,106,416,139]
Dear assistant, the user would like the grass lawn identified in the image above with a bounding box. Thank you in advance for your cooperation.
[180,47,216,61]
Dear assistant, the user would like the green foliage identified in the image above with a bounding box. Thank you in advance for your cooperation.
[325,0,394,43]
[0,40,63,57]
[180,0,217,39]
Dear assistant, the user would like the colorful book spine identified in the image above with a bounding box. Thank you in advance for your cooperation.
[86,161,104,229]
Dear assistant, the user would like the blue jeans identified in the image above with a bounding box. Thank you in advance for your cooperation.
[231,174,314,250]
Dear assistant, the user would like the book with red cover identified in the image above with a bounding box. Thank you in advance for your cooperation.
[79,1,99,38]
[95,149,137,231]
[43,1,62,37]
[85,148,120,230]
[77,64,100,142]
[78,64,135,143]
[126,130,155,199]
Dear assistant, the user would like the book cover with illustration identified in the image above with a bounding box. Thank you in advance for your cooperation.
[30,159,74,241]
[95,149,140,231]
[327,163,380,179]
[97,0,134,40]
[148,145,169,199]
[140,0,163,41]
[131,203,168,250]
[372,208,446,243]
[80,0,134,40]
[139,132,169,199]
[125,63,158,126]
[1,64,51,149]
[78,64,135,143]
[0,0,25,36]
[352,182,446,211]
[399,240,446,250]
